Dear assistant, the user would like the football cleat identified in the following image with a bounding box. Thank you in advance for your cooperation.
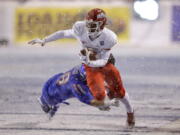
[126,111,135,129]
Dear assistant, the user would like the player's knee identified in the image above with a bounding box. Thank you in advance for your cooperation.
[94,91,106,101]
[120,90,126,98]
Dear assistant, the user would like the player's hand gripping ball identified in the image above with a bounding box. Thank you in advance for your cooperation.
[80,48,97,61]
[88,51,97,60]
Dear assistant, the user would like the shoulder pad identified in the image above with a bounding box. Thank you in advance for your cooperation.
[72,21,86,36]
[104,28,118,48]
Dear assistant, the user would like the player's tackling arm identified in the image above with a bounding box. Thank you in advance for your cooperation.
[90,96,119,111]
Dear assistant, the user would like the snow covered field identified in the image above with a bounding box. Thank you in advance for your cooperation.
[0,45,180,135]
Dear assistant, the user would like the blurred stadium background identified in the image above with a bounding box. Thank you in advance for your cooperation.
[0,0,179,47]
[0,0,180,135]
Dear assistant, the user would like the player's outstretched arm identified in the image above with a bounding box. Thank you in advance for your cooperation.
[28,29,75,46]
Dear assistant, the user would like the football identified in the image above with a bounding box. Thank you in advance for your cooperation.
[89,51,97,60]
[80,48,97,60]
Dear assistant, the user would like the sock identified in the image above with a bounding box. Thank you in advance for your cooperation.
[119,92,134,113]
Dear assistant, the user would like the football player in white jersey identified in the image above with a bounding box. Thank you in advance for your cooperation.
[28,8,135,128]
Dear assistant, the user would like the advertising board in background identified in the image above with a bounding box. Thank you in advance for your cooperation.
[15,7,130,44]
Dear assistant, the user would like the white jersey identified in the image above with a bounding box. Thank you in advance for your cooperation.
[44,21,118,67]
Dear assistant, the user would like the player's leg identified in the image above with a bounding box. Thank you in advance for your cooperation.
[104,63,135,128]
[84,65,118,110]
[104,63,125,98]
[84,65,106,101]
[120,92,135,128]
[71,82,118,111]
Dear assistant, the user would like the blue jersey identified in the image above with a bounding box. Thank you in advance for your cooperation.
[40,65,94,106]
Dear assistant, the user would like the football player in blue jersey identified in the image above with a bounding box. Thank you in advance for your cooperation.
[38,64,118,119]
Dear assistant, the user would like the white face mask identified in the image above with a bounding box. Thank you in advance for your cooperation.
[86,20,103,39]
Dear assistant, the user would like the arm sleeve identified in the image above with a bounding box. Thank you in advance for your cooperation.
[87,50,111,67]
[44,29,76,43]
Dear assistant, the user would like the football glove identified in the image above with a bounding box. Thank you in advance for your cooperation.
[28,38,46,46]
